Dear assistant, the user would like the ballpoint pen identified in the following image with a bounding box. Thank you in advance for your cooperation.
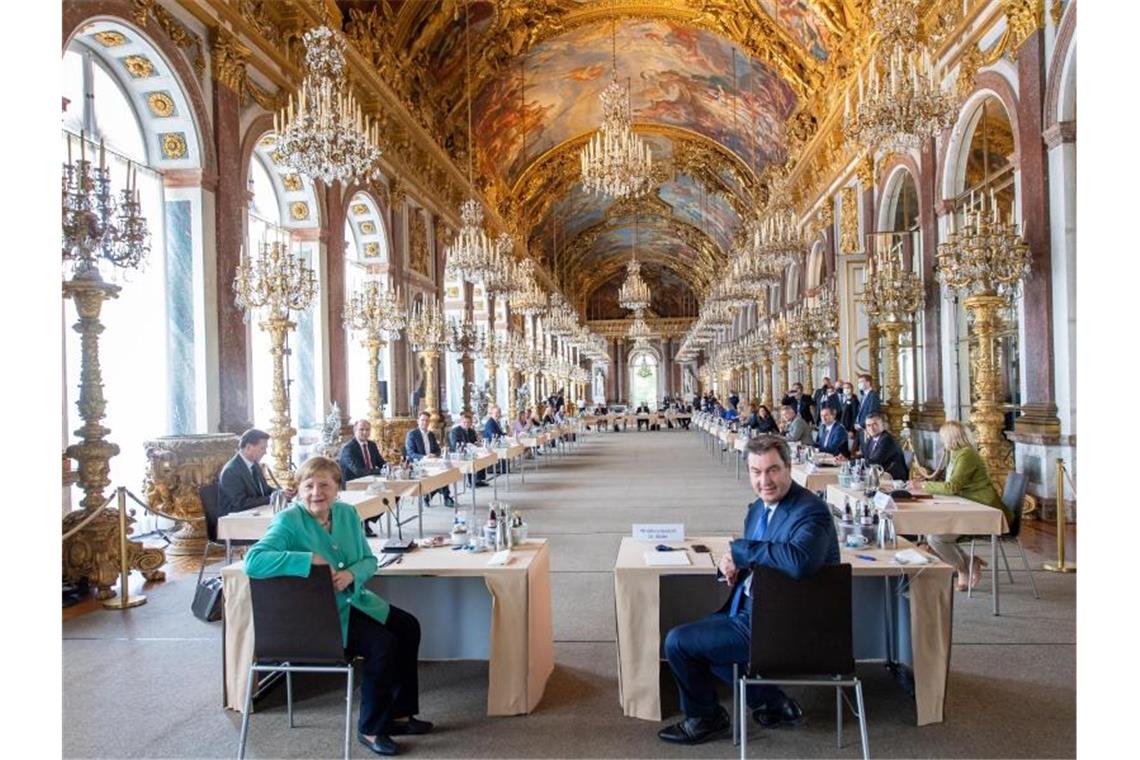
[855,554,876,561]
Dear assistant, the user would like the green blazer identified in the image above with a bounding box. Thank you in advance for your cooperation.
[922,446,1009,520]
[244,502,388,644]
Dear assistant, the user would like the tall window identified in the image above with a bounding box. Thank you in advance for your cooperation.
[629,350,659,406]
[344,192,392,423]
[62,46,181,517]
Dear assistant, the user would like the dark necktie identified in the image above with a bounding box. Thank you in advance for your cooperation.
[362,441,372,469]
[729,506,772,616]
[251,463,264,496]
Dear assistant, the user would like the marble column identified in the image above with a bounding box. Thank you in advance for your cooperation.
[324,184,349,426]
[918,136,945,430]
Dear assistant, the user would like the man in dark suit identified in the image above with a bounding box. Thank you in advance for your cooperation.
[838,381,858,432]
[785,382,815,425]
[483,405,509,474]
[811,378,832,423]
[814,405,850,457]
[449,411,487,487]
[861,412,910,481]
[218,429,279,517]
[635,402,651,431]
[854,374,881,454]
[658,435,840,745]
[404,411,455,507]
[338,419,386,486]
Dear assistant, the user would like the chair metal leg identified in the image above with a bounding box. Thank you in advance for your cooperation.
[836,686,843,749]
[1016,538,1041,599]
[992,533,1000,616]
[854,678,870,760]
[967,539,976,598]
[286,667,294,728]
[739,678,748,760]
[999,540,1014,584]
[732,664,739,746]
[238,664,257,759]
[344,666,354,760]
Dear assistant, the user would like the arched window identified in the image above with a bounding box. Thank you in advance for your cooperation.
[880,169,924,406]
[628,348,660,407]
[62,26,203,520]
[344,191,392,422]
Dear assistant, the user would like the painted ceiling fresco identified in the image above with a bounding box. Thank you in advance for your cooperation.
[473,18,797,184]
[758,1,833,61]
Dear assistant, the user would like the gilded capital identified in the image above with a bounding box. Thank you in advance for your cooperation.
[856,156,875,189]
[212,29,250,92]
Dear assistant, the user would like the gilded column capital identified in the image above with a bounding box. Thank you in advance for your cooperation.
[839,186,860,254]
[211,29,250,93]
[855,155,875,190]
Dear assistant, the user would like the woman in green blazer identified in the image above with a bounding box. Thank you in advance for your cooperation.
[908,420,1009,591]
[245,456,432,756]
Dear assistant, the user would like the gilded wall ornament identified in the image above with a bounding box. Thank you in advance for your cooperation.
[409,209,430,277]
[365,242,380,257]
[93,31,127,47]
[290,201,310,221]
[840,186,860,253]
[211,28,250,93]
[361,221,376,234]
[122,55,155,79]
[146,91,176,117]
[352,203,369,215]
[282,173,302,191]
[160,132,188,159]
[131,0,206,77]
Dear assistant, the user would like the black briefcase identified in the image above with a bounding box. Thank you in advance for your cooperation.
[191,575,224,622]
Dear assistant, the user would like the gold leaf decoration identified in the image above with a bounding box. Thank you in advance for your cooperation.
[351,203,369,215]
[160,132,187,159]
[146,92,176,118]
[360,222,376,234]
[282,174,302,191]
[290,202,310,221]
[122,55,155,79]
[93,31,127,47]
[364,242,380,257]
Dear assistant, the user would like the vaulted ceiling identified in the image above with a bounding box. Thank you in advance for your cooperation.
[334,0,872,317]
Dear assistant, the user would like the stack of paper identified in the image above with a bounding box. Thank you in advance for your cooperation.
[644,551,691,567]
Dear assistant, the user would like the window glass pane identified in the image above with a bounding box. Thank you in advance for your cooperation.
[91,59,146,162]
[62,49,84,135]
[249,156,280,226]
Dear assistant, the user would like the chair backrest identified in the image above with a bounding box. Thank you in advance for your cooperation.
[1002,471,1029,537]
[198,483,221,544]
[749,564,853,678]
[249,567,346,664]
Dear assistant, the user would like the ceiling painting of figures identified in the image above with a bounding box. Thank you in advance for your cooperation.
[473,18,797,184]
[758,1,833,61]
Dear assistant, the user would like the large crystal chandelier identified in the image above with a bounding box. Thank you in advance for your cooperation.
[754,166,807,265]
[445,4,493,283]
[274,27,382,185]
[512,257,548,316]
[617,214,651,312]
[626,314,653,343]
[579,18,653,200]
[483,232,520,299]
[842,0,957,153]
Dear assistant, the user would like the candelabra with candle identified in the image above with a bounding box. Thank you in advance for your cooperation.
[234,240,318,486]
[790,304,818,396]
[936,190,1030,487]
[448,316,486,414]
[406,297,448,431]
[344,278,406,433]
[61,132,165,602]
[863,233,924,430]
[768,314,792,395]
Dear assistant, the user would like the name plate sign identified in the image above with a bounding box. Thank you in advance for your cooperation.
[633,524,685,542]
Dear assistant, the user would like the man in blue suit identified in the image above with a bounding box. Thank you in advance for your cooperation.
[853,373,881,454]
[658,435,840,745]
[483,405,508,474]
[814,405,850,457]
[404,411,455,508]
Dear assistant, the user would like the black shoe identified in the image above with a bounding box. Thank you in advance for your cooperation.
[443,495,456,508]
[657,706,730,745]
[752,696,804,728]
[364,521,378,538]
[358,732,400,755]
[388,717,433,736]
[474,481,489,488]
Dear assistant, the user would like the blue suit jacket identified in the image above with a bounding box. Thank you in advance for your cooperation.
[483,417,505,441]
[815,423,850,457]
[403,428,441,460]
[728,481,840,615]
[856,389,881,428]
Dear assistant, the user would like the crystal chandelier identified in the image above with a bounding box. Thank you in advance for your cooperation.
[483,232,520,299]
[405,297,448,353]
[512,257,548,316]
[579,17,653,200]
[842,0,957,153]
[447,316,486,358]
[617,215,651,312]
[274,26,382,185]
[935,191,1030,300]
[343,279,407,341]
[626,314,653,342]
[62,133,150,278]
[753,166,807,265]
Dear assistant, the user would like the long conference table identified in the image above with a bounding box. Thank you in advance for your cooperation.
[613,536,954,726]
[222,538,554,716]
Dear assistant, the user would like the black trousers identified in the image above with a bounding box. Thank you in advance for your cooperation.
[345,605,421,736]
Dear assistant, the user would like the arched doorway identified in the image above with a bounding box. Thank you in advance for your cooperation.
[628,347,660,407]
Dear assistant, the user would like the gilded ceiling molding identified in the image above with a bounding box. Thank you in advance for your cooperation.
[211,28,251,92]
[132,0,206,77]
[586,317,695,339]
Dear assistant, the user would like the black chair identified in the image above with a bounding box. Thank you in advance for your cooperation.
[237,567,354,759]
[733,564,869,760]
[968,471,1040,601]
[196,483,255,577]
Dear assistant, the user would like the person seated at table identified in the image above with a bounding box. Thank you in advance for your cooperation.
[727,389,740,411]
[853,412,909,481]
[338,419,386,487]
[720,404,739,423]
[483,405,509,474]
[908,420,1009,592]
[404,411,455,508]
[593,403,609,431]
[244,456,432,756]
[219,428,285,517]
[752,405,779,434]
[743,403,762,430]
[635,402,651,430]
[658,436,838,745]
[677,402,692,430]
[780,405,813,446]
[449,411,487,488]
[813,405,849,457]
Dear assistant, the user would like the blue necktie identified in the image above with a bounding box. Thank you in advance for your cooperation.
[729,506,771,616]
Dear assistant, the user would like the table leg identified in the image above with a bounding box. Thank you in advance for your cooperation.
[470,474,477,516]
[492,466,498,499]
[225,539,232,566]
[992,534,1000,616]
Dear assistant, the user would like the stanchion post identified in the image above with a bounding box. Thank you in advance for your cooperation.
[1043,458,1075,573]
[102,487,148,609]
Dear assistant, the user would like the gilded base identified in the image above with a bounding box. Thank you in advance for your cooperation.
[63,508,166,600]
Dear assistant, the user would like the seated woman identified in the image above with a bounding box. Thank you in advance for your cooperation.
[754,404,780,434]
[510,410,531,437]
[244,457,431,756]
[909,420,1010,591]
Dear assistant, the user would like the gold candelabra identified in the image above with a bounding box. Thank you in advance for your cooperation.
[344,278,406,433]
[406,297,448,431]
[234,240,318,486]
[448,316,486,414]
[863,233,925,430]
[768,314,792,395]
[936,191,1030,487]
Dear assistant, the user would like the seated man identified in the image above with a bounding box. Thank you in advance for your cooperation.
[814,405,850,457]
[635,402,651,431]
[658,435,840,745]
[859,411,909,481]
[483,405,509,474]
[678,402,692,430]
[338,419,386,487]
[449,411,487,487]
[404,411,455,507]
[219,428,284,517]
[781,404,813,447]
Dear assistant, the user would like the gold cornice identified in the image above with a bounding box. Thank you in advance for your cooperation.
[586,317,695,339]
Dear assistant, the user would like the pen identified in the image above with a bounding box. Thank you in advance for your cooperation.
[855,554,876,562]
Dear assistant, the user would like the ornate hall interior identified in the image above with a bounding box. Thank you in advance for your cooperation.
[32,0,1113,757]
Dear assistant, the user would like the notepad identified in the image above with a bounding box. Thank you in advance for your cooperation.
[644,551,692,567]
[487,550,512,566]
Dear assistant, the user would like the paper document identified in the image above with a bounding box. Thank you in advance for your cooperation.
[644,551,692,567]
[487,550,512,566]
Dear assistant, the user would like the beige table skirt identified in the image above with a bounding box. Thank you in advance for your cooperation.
[791,463,841,493]
[826,484,1010,535]
[613,537,953,726]
[223,539,554,716]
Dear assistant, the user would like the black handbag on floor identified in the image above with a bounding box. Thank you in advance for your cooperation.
[191,575,224,622]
